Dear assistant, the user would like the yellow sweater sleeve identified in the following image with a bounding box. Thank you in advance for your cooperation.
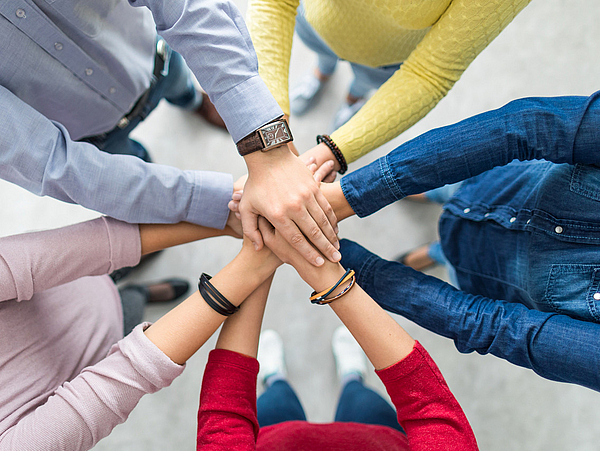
[332,0,532,163]
[247,0,300,116]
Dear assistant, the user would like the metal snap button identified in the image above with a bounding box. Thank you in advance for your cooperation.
[463,208,471,214]
[555,226,563,234]
[510,217,516,223]
[594,293,600,301]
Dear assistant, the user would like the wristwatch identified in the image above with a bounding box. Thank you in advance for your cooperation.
[237,117,293,156]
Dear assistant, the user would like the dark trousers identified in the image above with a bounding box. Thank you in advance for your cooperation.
[257,379,404,433]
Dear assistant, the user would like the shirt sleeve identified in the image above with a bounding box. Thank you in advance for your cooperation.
[0,324,184,451]
[341,92,600,218]
[0,217,139,302]
[246,0,300,116]
[330,0,531,163]
[377,342,478,451]
[0,85,232,229]
[129,0,283,143]
[197,349,259,451]
[339,238,600,392]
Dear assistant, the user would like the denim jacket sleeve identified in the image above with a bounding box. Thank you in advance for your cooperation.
[0,86,232,229]
[339,239,600,392]
[129,0,283,143]
[341,91,600,218]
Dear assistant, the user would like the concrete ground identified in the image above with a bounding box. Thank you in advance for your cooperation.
[2,1,599,449]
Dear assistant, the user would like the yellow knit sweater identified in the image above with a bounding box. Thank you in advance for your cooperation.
[247,0,531,163]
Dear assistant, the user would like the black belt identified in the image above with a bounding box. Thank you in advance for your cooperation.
[115,38,170,129]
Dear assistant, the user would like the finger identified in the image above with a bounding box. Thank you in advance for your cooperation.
[304,156,316,167]
[228,200,238,212]
[323,170,337,183]
[308,163,318,174]
[239,207,264,251]
[271,216,326,267]
[235,212,241,220]
[313,160,335,183]
[315,188,339,235]
[303,199,341,263]
[232,191,243,201]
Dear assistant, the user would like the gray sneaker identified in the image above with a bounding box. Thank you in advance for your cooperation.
[290,73,327,116]
[330,98,367,132]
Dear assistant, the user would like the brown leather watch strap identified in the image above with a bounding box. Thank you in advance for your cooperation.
[237,131,265,156]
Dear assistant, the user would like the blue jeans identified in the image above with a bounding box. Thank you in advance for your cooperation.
[295,4,400,99]
[257,379,403,433]
[82,46,200,161]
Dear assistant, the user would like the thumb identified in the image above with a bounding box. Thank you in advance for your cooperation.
[241,209,264,250]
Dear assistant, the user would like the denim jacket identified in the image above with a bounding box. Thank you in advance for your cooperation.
[340,92,600,390]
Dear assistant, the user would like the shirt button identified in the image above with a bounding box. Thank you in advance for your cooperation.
[54,42,63,51]
[463,208,471,214]
[594,293,600,301]
[484,213,490,218]
[510,217,517,223]
[109,87,116,94]
[16,8,26,18]
[555,226,563,234]
[85,68,93,76]
[526,219,531,224]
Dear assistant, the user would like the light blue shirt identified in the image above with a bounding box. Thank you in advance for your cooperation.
[0,0,283,228]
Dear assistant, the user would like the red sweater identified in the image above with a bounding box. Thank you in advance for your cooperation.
[197,342,478,451]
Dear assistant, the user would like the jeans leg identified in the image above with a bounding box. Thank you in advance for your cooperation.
[348,63,400,99]
[334,380,404,433]
[119,286,148,336]
[294,4,338,75]
[154,50,201,110]
[257,380,307,427]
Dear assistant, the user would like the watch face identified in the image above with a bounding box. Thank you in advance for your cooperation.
[259,121,292,149]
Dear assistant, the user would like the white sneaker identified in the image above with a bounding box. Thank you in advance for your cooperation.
[258,330,287,384]
[330,97,367,131]
[290,73,327,116]
[332,326,367,381]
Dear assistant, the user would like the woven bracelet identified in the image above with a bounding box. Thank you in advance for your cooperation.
[316,134,348,174]
[199,273,239,316]
[310,269,355,305]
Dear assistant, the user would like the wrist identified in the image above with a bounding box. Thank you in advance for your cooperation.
[304,262,347,293]
[322,181,355,220]
[243,144,293,169]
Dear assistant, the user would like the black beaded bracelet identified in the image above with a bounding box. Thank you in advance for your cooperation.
[198,273,239,316]
[316,134,348,174]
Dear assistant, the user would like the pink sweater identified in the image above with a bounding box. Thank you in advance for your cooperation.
[0,218,184,450]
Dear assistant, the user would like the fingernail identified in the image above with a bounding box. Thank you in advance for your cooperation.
[333,251,341,261]
[327,161,335,166]
[235,213,241,219]
[316,256,325,266]
[254,243,259,251]
[335,240,340,250]
[232,193,242,201]
[334,226,339,234]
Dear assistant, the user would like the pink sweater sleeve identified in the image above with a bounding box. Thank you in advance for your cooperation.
[197,349,260,451]
[0,217,141,302]
[0,324,184,451]
[376,341,479,451]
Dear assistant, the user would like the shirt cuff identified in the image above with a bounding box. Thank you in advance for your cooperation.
[185,171,233,229]
[116,323,185,391]
[375,341,426,383]
[212,75,283,144]
[340,156,405,218]
[102,217,142,273]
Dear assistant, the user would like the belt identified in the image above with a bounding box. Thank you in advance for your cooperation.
[116,38,170,129]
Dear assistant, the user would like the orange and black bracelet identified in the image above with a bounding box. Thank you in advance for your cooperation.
[310,269,356,305]
[317,134,348,174]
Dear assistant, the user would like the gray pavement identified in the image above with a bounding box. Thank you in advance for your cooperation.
[2,1,600,450]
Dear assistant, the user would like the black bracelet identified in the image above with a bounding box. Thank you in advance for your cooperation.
[198,273,239,316]
[316,134,348,174]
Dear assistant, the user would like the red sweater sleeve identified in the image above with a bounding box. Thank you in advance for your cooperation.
[376,341,479,451]
[197,349,260,451]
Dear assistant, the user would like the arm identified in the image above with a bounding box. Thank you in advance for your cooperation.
[330,0,531,163]
[0,86,232,228]
[258,219,478,449]
[0,240,279,450]
[340,92,600,218]
[0,216,236,302]
[339,238,600,392]
[197,277,274,450]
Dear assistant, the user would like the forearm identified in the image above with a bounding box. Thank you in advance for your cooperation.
[340,239,600,391]
[216,275,274,358]
[144,248,277,365]
[340,93,600,218]
[139,222,236,255]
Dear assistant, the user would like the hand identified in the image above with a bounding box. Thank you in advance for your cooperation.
[225,211,242,237]
[299,143,341,183]
[238,234,282,275]
[257,217,345,292]
[241,146,340,267]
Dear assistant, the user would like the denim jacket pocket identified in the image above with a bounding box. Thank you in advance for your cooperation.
[570,164,600,202]
[543,264,600,323]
